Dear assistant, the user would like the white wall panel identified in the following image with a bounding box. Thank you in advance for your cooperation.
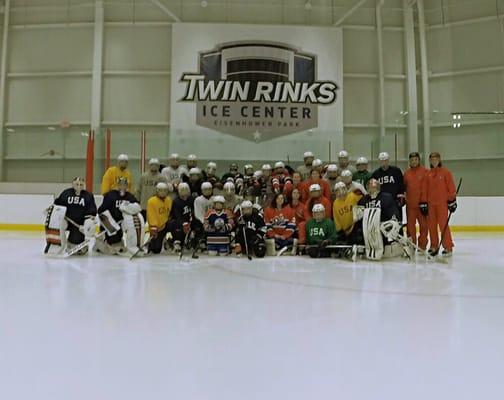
[9,28,93,72]
[102,76,170,122]
[343,29,377,73]
[6,77,91,123]
[104,26,171,71]
[343,79,378,124]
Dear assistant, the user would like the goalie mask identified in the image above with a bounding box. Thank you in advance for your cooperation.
[156,182,170,199]
[368,178,381,198]
[72,177,85,195]
[312,203,326,222]
[117,177,129,195]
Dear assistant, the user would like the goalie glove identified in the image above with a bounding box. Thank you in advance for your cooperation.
[419,202,428,216]
[447,199,457,213]
[119,201,142,215]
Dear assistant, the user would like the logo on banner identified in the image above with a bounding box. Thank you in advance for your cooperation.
[179,41,338,141]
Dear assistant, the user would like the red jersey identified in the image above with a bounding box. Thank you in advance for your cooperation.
[305,196,333,219]
[404,166,428,206]
[301,178,331,203]
[271,170,293,194]
[421,166,456,206]
[264,206,296,240]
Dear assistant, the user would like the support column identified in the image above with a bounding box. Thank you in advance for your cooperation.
[376,0,386,150]
[91,0,104,191]
[403,0,419,154]
[417,0,431,163]
[0,0,10,181]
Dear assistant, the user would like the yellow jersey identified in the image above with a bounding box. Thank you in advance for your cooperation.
[101,166,133,194]
[332,192,362,235]
[147,195,172,231]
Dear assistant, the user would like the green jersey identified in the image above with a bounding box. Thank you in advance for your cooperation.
[353,170,372,188]
[306,218,337,246]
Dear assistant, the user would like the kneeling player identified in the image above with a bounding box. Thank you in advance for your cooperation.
[305,204,337,258]
[45,177,97,254]
[96,177,145,256]
[332,182,363,245]
[147,182,172,254]
[204,196,234,255]
[234,200,267,258]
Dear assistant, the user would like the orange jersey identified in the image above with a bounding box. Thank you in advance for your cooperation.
[421,166,456,206]
[264,206,296,239]
[404,166,428,206]
[301,179,331,203]
[291,201,306,223]
[305,196,333,220]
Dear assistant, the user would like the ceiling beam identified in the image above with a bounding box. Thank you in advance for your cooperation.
[334,0,369,26]
[149,0,181,22]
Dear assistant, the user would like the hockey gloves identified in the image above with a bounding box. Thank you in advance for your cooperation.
[448,199,457,213]
[419,202,428,216]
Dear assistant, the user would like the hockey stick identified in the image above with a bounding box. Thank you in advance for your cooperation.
[431,178,463,257]
[179,228,191,261]
[129,237,152,261]
[238,205,252,261]
[63,230,106,258]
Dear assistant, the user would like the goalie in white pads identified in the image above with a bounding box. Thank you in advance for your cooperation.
[45,177,98,254]
[95,177,145,256]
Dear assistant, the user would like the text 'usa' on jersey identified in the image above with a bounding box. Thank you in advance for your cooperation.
[358,192,402,222]
[371,166,405,199]
[54,188,97,224]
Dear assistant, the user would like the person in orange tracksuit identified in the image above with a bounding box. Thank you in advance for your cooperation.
[404,152,429,251]
[304,183,333,220]
[420,152,457,256]
[301,169,331,203]
[289,188,306,245]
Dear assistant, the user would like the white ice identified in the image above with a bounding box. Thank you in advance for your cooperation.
[1,232,504,400]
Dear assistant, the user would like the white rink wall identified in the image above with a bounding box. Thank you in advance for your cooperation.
[0,193,502,229]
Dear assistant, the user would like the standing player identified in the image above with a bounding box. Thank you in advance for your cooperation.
[304,183,332,220]
[297,151,315,181]
[136,158,168,219]
[205,162,222,189]
[271,161,293,194]
[101,154,133,194]
[339,169,367,196]
[353,157,372,188]
[49,177,97,254]
[234,200,267,258]
[161,153,188,187]
[324,164,339,201]
[305,204,337,258]
[194,182,214,223]
[187,168,204,198]
[337,150,356,175]
[371,152,405,207]
[302,169,331,202]
[420,152,457,256]
[403,152,429,252]
[146,182,172,254]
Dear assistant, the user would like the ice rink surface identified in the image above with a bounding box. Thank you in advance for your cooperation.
[1,232,504,400]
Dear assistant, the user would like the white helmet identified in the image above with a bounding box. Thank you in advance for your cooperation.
[312,159,323,168]
[244,164,253,171]
[168,153,179,160]
[241,200,253,209]
[177,182,190,195]
[274,161,285,169]
[189,167,201,175]
[148,158,160,165]
[327,164,338,172]
[254,170,263,179]
[212,195,225,204]
[156,182,170,197]
[378,152,390,161]
[340,169,353,179]
[309,183,321,192]
[118,154,129,161]
[187,154,197,161]
[262,164,272,171]
[207,161,217,169]
[312,203,325,213]
[334,181,347,197]
[201,181,213,191]
[303,151,314,159]
[338,150,349,158]
[223,181,235,192]
[356,157,368,165]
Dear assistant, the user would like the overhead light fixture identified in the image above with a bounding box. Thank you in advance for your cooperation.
[47,126,56,131]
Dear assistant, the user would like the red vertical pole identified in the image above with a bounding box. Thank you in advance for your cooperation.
[105,128,111,170]
[141,129,146,173]
[86,130,95,192]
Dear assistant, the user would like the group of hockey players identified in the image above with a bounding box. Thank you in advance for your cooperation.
[45,149,458,261]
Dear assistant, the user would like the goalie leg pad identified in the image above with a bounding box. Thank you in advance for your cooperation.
[44,205,67,247]
[363,208,383,260]
[121,213,145,255]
